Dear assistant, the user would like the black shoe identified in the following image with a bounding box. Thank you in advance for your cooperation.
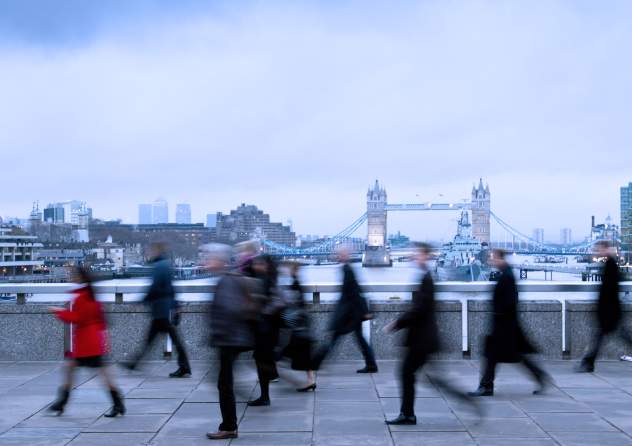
[296,383,317,392]
[533,374,554,395]
[122,361,136,371]
[104,389,126,417]
[575,361,594,373]
[48,388,70,416]
[468,386,493,397]
[247,397,271,407]
[386,414,417,425]
[207,430,238,440]
[169,367,192,378]
[357,365,378,374]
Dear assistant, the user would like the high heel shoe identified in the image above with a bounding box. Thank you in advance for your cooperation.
[296,383,317,392]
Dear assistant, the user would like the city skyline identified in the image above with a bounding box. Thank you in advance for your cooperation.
[1,2,631,240]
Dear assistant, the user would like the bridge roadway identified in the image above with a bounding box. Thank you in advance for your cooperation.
[3,359,632,445]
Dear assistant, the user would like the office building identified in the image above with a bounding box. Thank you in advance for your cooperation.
[0,227,44,277]
[622,183,632,261]
[206,213,217,228]
[44,201,91,226]
[214,204,296,246]
[138,204,152,224]
[176,203,192,224]
[533,228,544,245]
[560,228,572,245]
[152,198,168,224]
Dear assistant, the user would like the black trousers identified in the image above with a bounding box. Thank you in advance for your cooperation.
[400,348,471,416]
[133,318,190,369]
[583,325,632,365]
[313,325,376,369]
[480,354,545,389]
[217,347,241,432]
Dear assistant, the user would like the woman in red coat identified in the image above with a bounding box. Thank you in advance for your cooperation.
[48,267,125,417]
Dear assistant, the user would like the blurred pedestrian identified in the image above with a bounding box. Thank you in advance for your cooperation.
[248,255,285,406]
[48,266,125,417]
[312,246,378,373]
[125,242,191,378]
[279,262,316,392]
[576,240,630,372]
[204,244,262,440]
[385,243,478,425]
[469,249,550,397]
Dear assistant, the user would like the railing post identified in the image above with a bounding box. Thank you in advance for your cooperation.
[115,292,123,304]
[312,291,320,304]
[16,293,26,305]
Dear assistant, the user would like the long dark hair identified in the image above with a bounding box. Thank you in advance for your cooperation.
[75,266,96,301]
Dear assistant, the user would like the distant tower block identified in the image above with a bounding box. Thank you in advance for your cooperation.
[471,178,491,244]
[363,180,391,267]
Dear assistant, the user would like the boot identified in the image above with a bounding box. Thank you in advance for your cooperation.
[104,389,126,418]
[468,385,494,397]
[169,367,192,378]
[48,387,70,415]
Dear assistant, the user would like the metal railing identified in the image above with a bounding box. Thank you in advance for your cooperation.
[1,281,630,304]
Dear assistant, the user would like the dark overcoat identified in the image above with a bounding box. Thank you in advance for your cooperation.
[143,256,177,320]
[329,263,368,335]
[484,265,536,362]
[597,256,622,333]
[393,269,439,355]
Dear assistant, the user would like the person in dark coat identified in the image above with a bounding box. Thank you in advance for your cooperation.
[125,242,191,378]
[312,246,377,373]
[577,240,630,372]
[469,248,550,397]
[279,262,316,392]
[385,243,478,425]
[48,266,125,417]
[204,244,263,441]
[248,255,285,406]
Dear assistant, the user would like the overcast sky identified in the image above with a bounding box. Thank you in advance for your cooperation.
[1,1,631,243]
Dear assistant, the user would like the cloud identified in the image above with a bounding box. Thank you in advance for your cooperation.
[1,1,631,241]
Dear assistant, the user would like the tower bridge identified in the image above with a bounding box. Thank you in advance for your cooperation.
[260,179,595,262]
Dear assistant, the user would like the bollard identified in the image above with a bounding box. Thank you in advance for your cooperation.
[16,293,26,305]
[313,291,320,304]
[115,292,123,304]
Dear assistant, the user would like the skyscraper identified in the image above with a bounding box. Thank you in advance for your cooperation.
[621,182,632,261]
[206,213,217,228]
[532,228,544,245]
[138,204,152,224]
[560,228,572,245]
[152,198,168,224]
[176,203,192,224]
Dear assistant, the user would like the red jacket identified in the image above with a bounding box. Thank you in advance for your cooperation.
[54,287,108,358]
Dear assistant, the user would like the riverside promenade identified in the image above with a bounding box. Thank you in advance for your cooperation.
[2,359,632,446]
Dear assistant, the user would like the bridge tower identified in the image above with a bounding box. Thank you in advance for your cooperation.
[363,180,391,266]
[471,178,491,245]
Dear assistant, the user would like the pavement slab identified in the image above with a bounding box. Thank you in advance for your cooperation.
[4,359,632,445]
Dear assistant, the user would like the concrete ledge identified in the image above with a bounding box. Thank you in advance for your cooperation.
[0,304,65,360]
[565,298,632,359]
[467,300,563,359]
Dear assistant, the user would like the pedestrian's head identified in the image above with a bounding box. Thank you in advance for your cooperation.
[71,266,96,299]
[235,240,260,264]
[335,244,351,263]
[149,242,168,260]
[490,248,507,269]
[252,255,269,276]
[200,243,232,272]
[414,242,433,267]
[594,240,612,258]
[288,261,301,278]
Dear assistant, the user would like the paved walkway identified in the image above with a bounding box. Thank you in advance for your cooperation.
[2,359,632,445]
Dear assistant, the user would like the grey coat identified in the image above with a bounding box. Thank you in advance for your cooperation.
[210,273,262,349]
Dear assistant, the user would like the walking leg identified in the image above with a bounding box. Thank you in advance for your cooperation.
[353,326,377,370]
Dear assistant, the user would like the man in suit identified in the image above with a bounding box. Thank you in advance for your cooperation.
[385,243,478,425]
[577,240,629,372]
[469,248,550,397]
[125,242,191,378]
[312,246,378,373]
